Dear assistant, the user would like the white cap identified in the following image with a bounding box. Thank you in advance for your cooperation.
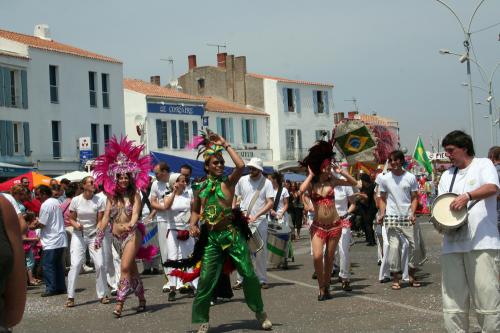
[168,173,181,188]
[246,157,263,171]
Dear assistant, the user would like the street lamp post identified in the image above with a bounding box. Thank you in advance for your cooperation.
[435,0,487,143]
[462,82,496,145]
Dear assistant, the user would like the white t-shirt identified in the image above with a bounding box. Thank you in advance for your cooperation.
[149,180,171,223]
[335,186,355,216]
[69,194,105,233]
[272,187,289,214]
[379,171,418,216]
[39,197,67,250]
[438,158,500,254]
[235,175,274,219]
[165,190,192,230]
[1,193,21,215]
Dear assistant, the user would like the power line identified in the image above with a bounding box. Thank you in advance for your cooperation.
[470,21,500,34]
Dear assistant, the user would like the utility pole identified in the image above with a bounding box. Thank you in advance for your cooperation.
[160,56,177,86]
[344,97,359,112]
[206,42,227,54]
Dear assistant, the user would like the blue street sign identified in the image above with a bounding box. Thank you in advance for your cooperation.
[147,102,204,116]
[80,150,93,168]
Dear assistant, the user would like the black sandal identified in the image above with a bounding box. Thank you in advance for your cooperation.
[137,299,146,313]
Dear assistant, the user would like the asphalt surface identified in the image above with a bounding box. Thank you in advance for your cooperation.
[15,217,481,333]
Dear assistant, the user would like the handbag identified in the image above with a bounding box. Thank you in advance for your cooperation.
[176,230,190,241]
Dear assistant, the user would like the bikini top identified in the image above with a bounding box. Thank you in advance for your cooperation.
[311,188,335,206]
[110,200,133,221]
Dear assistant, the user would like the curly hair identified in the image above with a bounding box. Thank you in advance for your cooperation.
[300,140,335,178]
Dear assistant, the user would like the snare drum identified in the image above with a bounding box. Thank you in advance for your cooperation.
[248,227,264,253]
[430,193,468,234]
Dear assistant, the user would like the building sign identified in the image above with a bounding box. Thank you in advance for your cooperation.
[79,136,92,169]
[79,137,91,151]
[427,151,449,161]
[202,116,209,126]
[147,102,204,116]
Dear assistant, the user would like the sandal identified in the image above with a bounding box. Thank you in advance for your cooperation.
[137,299,146,313]
[113,302,124,318]
[100,296,111,304]
[28,280,42,286]
[408,280,421,288]
[391,283,401,290]
[341,280,352,292]
[64,298,75,308]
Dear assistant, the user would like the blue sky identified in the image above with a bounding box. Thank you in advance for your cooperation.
[1,0,499,155]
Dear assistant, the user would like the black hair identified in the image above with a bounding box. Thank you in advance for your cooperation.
[389,150,405,162]
[180,164,192,173]
[156,161,170,173]
[300,140,335,180]
[65,183,79,198]
[60,178,71,186]
[270,172,283,185]
[359,173,371,183]
[441,130,475,156]
[36,185,53,197]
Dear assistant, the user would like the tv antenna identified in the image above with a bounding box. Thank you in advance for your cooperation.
[344,97,358,112]
[160,56,177,86]
[206,42,227,53]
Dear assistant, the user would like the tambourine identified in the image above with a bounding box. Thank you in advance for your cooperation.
[430,193,468,234]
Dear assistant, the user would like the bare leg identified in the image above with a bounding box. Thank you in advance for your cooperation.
[311,234,326,296]
[115,231,142,316]
[324,237,340,292]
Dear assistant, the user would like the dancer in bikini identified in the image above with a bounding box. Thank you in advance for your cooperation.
[93,136,155,318]
[300,140,357,300]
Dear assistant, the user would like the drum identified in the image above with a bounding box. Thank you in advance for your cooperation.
[267,231,290,266]
[247,227,264,254]
[430,193,468,234]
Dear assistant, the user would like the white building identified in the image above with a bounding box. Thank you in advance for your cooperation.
[124,78,271,162]
[0,25,124,175]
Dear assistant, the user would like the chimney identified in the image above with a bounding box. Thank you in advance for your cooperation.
[150,76,161,86]
[217,53,227,68]
[34,24,52,41]
[334,112,345,125]
[188,55,197,70]
[347,111,358,119]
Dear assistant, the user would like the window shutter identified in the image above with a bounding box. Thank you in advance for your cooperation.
[179,120,185,149]
[216,117,222,134]
[294,89,301,113]
[241,119,247,143]
[252,119,257,144]
[282,88,288,113]
[6,121,13,156]
[171,120,177,149]
[324,91,329,114]
[192,121,198,138]
[3,68,11,107]
[297,129,302,150]
[0,67,4,107]
[21,70,28,109]
[23,122,30,156]
[155,119,163,149]
[0,120,7,156]
[312,90,318,114]
[228,118,234,143]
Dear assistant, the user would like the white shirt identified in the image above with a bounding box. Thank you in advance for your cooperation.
[69,194,105,233]
[149,180,171,223]
[335,185,355,216]
[235,175,274,219]
[165,190,192,230]
[39,197,67,250]
[438,158,500,254]
[379,171,418,216]
[1,193,21,215]
[272,187,289,214]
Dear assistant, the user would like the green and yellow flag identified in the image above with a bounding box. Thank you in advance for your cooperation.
[413,136,433,174]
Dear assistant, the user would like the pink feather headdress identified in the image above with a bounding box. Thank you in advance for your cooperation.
[93,136,151,196]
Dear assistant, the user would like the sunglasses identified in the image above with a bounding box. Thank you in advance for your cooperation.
[212,160,225,166]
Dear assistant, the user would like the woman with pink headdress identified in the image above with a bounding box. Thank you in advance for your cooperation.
[93,136,155,318]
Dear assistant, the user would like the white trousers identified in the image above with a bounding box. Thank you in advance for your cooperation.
[102,227,120,290]
[442,250,500,333]
[165,230,196,289]
[378,225,409,281]
[67,231,108,299]
[238,218,268,284]
[334,227,352,279]
[157,222,170,277]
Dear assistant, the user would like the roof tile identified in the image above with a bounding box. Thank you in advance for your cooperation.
[248,73,334,88]
[123,79,204,101]
[203,96,267,116]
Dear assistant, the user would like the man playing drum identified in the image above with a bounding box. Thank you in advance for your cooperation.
[377,150,423,290]
[438,130,500,333]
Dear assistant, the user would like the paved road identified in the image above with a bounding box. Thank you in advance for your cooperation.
[16,218,480,332]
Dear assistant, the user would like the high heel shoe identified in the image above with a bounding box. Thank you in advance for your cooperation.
[113,302,124,318]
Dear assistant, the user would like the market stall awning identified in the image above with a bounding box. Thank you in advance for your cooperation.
[54,171,91,182]
[0,171,51,192]
[0,162,33,178]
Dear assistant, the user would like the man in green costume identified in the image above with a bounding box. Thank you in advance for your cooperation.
[189,130,272,333]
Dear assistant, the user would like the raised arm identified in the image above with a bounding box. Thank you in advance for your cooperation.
[331,164,358,187]
[208,130,244,186]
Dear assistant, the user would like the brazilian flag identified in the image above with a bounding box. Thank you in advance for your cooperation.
[413,137,433,174]
[335,126,376,157]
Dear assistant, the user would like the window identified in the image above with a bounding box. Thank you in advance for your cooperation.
[12,122,23,154]
[197,78,205,90]
[161,121,168,147]
[216,117,234,143]
[101,73,110,108]
[103,124,111,147]
[315,91,324,113]
[49,65,58,103]
[91,123,99,157]
[51,121,61,159]
[282,87,300,113]
[89,72,97,107]
[242,119,257,144]
[287,88,294,112]
[179,120,189,149]
[315,130,330,141]
[0,67,27,108]
[285,129,303,160]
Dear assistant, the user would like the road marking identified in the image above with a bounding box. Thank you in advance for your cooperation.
[267,272,442,317]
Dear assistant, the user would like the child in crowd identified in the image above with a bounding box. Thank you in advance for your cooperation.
[23,212,42,286]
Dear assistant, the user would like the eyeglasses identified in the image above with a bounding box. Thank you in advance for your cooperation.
[248,167,259,171]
